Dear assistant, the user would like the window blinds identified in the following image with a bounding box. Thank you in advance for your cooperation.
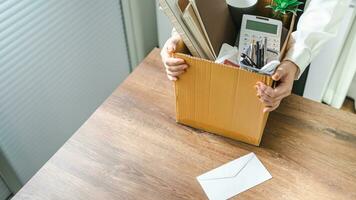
[0,0,130,189]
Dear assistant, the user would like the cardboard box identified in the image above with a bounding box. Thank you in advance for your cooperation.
[174,16,295,146]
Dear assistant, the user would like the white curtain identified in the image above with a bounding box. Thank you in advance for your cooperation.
[323,17,356,108]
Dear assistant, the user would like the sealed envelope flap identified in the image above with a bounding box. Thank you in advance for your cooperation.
[197,153,255,181]
[174,53,273,145]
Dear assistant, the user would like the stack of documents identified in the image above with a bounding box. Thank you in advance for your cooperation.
[159,0,237,60]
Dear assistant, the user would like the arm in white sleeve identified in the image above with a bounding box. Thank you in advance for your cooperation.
[172,28,179,37]
[283,0,349,79]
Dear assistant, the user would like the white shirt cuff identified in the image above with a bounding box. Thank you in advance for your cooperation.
[283,44,312,80]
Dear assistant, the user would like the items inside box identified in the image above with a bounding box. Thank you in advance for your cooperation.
[159,0,292,75]
[215,14,289,75]
[215,43,281,75]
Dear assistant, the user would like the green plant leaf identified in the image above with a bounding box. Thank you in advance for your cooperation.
[273,5,279,9]
[289,2,303,6]
[281,2,287,8]
[267,0,303,14]
[286,9,297,15]
[275,7,284,12]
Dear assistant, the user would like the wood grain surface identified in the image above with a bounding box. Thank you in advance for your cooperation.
[13,49,356,200]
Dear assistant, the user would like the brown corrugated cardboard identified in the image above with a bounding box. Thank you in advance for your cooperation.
[173,16,295,146]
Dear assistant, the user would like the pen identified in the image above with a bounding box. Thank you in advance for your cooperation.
[248,42,253,59]
[251,39,255,64]
[264,37,268,65]
[246,45,251,57]
[241,53,258,68]
[256,41,261,68]
[260,42,264,68]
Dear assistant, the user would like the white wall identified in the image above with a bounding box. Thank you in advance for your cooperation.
[156,0,173,48]
[122,0,159,68]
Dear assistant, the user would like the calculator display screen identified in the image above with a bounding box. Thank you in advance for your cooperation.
[246,20,278,34]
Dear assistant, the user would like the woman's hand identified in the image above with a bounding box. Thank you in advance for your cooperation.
[256,60,299,112]
[160,35,188,81]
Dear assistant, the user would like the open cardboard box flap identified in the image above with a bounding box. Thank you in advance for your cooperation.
[173,15,295,146]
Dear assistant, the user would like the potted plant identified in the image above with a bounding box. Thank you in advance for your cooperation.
[266,0,303,27]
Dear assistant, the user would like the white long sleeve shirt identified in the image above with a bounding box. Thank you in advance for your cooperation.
[170,0,349,79]
[283,0,349,79]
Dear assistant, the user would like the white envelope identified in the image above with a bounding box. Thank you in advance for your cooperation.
[197,153,272,200]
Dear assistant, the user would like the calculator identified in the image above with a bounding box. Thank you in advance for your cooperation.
[238,15,283,61]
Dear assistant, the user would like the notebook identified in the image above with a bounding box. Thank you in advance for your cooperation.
[159,0,207,59]
[179,0,215,60]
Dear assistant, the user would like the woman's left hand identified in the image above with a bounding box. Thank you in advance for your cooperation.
[255,60,299,113]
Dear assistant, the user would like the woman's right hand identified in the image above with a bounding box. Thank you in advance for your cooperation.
[160,35,188,81]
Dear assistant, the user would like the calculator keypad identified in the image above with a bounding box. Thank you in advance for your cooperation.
[240,32,280,53]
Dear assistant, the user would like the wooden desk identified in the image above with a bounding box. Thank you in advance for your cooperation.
[14,49,356,200]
